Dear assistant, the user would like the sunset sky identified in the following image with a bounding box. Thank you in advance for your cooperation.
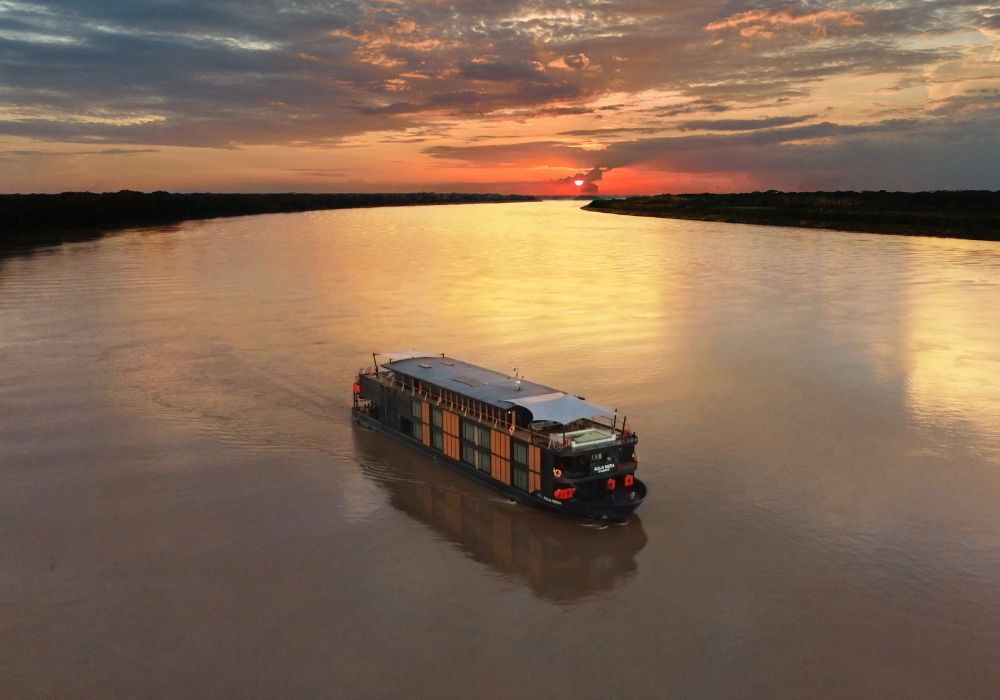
[1,1,998,194]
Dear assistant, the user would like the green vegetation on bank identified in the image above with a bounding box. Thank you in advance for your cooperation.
[584,191,1000,241]
[0,190,538,253]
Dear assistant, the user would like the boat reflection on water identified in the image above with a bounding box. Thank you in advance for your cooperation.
[352,428,647,603]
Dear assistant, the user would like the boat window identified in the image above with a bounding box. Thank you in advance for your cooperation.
[412,399,422,418]
[431,408,443,427]
[462,444,476,465]
[461,420,490,447]
[432,430,443,450]
[512,441,528,465]
[476,426,490,447]
[460,421,493,472]
[512,463,528,491]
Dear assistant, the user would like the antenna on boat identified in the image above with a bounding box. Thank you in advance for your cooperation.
[372,352,379,372]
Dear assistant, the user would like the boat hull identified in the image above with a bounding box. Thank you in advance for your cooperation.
[352,409,644,522]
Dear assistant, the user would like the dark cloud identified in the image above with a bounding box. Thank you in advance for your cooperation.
[358,79,582,117]
[0,148,160,157]
[979,11,1000,30]
[535,106,595,117]
[602,115,1000,190]
[422,111,1000,190]
[559,127,667,137]
[927,88,1000,115]
[594,120,928,170]
[424,141,587,167]
[553,166,609,194]
[677,115,816,131]
[644,100,732,117]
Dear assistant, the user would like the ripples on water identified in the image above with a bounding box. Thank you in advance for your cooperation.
[2,201,999,698]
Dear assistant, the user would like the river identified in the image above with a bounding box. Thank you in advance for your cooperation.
[2,201,999,698]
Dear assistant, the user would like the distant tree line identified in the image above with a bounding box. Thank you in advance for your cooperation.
[0,190,539,253]
[584,191,1000,241]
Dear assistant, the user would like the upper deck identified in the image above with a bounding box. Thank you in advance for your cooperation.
[383,355,560,409]
[359,353,636,455]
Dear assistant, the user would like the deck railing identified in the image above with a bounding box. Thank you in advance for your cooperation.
[358,366,635,450]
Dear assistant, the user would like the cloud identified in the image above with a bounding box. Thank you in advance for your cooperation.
[601,114,1000,190]
[0,147,160,157]
[1,0,967,150]
[677,115,817,131]
[1,0,999,191]
[553,166,609,194]
[281,168,348,178]
[358,80,583,117]
[458,59,544,81]
[548,52,593,70]
[705,8,864,40]
[927,88,1000,115]
[421,110,1000,190]
[644,99,732,117]
[424,140,591,167]
[559,127,667,137]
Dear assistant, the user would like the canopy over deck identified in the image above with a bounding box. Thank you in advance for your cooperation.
[503,392,613,424]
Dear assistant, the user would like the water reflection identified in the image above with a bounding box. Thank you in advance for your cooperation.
[902,238,1000,457]
[352,426,647,603]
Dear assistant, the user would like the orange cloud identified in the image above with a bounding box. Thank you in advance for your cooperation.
[547,53,593,70]
[330,11,445,68]
[705,8,864,39]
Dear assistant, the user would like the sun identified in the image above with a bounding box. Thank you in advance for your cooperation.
[573,179,584,186]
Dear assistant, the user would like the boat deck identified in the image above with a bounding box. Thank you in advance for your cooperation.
[360,367,635,452]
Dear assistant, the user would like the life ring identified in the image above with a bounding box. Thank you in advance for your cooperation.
[552,468,563,478]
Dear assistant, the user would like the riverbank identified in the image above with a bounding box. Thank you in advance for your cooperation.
[583,191,1000,241]
[0,191,539,253]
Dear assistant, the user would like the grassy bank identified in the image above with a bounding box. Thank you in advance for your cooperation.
[0,191,539,253]
[583,191,1000,241]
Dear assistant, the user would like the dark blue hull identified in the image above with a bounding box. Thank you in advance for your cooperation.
[352,409,645,522]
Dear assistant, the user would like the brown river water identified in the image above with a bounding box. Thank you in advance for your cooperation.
[2,201,999,698]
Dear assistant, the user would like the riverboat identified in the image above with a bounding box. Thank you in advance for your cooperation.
[351,352,646,521]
